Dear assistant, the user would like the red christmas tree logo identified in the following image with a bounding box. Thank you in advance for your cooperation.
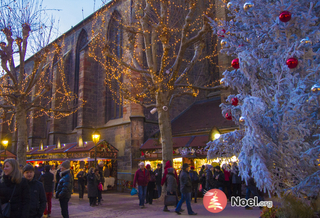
[203,189,227,213]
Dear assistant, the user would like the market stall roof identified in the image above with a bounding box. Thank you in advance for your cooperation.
[29,142,77,155]
[0,150,16,160]
[140,136,193,150]
[188,135,210,148]
[171,97,237,135]
[66,140,119,153]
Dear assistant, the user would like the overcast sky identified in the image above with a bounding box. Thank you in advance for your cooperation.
[42,0,111,35]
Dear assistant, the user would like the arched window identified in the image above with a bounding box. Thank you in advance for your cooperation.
[73,29,88,129]
[105,11,123,123]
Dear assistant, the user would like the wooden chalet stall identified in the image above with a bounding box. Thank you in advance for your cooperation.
[140,135,210,172]
[0,150,16,163]
[26,140,118,191]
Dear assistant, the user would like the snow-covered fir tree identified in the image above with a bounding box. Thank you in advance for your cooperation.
[207,0,320,197]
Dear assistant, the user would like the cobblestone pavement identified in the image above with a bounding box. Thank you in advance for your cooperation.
[50,193,262,218]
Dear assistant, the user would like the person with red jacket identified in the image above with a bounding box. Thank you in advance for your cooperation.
[161,160,179,187]
[133,162,150,208]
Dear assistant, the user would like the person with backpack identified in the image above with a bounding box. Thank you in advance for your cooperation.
[145,164,156,204]
[189,166,199,203]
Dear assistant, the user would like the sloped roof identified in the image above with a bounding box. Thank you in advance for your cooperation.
[171,97,236,135]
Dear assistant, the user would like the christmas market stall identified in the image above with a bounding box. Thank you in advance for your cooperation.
[0,150,16,163]
[66,140,118,190]
[26,139,118,191]
[140,134,238,173]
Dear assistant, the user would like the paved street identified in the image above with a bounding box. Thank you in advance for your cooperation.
[50,192,262,218]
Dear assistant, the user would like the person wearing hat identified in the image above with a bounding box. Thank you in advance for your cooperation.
[154,163,162,198]
[96,161,105,204]
[214,165,225,191]
[56,160,73,218]
[133,162,150,208]
[23,164,47,218]
[175,163,197,215]
[189,166,199,203]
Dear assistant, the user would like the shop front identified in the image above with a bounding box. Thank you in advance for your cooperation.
[0,150,16,163]
[140,134,238,174]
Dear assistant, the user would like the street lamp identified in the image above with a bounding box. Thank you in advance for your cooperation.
[92,130,100,168]
[2,139,9,157]
[210,127,221,141]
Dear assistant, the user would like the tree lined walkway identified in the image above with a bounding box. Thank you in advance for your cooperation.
[50,193,262,218]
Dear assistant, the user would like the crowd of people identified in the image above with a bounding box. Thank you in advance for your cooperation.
[133,161,263,215]
[0,159,109,218]
[0,158,263,217]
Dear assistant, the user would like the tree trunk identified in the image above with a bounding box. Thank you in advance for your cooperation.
[157,93,173,167]
[16,104,28,165]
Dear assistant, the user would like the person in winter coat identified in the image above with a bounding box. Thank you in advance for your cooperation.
[55,167,61,195]
[87,168,99,206]
[39,165,54,217]
[133,162,150,208]
[56,160,73,218]
[23,164,46,218]
[76,168,86,199]
[175,163,197,215]
[222,164,232,200]
[163,167,178,212]
[154,163,162,198]
[0,158,30,218]
[161,160,179,187]
[199,165,206,195]
[214,165,225,191]
[145,164,155,204]
[205,164,215,190]
[231,162,242,197]
[96,161,105,204]
[189,166,199,203]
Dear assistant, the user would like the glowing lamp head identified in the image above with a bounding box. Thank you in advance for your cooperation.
[92,130,101,144]
[214,133,221,139]
[2,140,8,149]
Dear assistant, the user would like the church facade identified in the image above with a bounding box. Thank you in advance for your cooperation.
[1,0,232,181]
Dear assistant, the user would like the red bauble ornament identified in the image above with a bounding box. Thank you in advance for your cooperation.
[218,29,226,37]
[225,112,232,120]
[231,58,240,69]
[286,57,298,69]
[232,97,239,106]
[279,11,291,22]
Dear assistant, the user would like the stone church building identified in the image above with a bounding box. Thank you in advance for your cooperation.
[1,0,234,182]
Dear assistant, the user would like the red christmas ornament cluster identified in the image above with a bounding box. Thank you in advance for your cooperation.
[225,112,232,120]
[286,57,298,69]
[279,11,291,22]
[231,58,240,69]
[232,97,239,106]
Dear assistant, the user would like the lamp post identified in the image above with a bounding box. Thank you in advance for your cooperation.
[92,130,100,168]
[2,139,9,157]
